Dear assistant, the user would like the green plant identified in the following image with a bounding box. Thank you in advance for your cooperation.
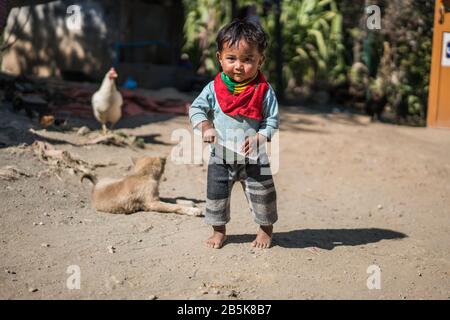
[183,0,232,75]
[375,0,433,123]
[279,0,345,89]
[182,0,345,91]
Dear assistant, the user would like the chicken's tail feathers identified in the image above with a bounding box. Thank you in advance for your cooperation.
[81,173,98,185]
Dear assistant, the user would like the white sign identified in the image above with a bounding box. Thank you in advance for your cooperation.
[442,32,450,67]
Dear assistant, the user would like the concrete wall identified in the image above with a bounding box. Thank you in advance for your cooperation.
[1,0,189,89]
[2,0,118,79]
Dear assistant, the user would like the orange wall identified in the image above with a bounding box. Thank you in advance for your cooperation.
[428,0,450,128]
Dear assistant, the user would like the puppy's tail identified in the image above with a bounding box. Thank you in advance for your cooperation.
[81,173,98,185]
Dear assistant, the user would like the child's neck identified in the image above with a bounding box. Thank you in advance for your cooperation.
[221,72,259,94]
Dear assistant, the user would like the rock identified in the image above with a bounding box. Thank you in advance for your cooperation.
[377,204,383,210]
[140,225,153,233]
[41,243,50,247]
[107,246,116,254]
[28,288,38,293]
[227,290,239,297]
[148,295,158,300]
[77,126,90,136]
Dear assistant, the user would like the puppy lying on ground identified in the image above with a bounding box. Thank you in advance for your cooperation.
[82,156,203,216]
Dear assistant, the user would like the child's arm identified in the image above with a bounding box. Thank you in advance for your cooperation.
[241,86,279,156]
[188,83,217,143]
[257,85,279,142]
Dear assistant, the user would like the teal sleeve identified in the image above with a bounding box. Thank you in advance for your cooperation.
[258,85,279,141]
[189,82,214,129]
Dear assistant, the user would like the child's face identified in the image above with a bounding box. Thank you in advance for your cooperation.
[216,39,265,83]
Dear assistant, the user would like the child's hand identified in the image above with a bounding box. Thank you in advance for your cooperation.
[200,121,217,143]
[241,133,266,157]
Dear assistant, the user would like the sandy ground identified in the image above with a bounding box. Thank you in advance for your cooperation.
[0,102,449,300]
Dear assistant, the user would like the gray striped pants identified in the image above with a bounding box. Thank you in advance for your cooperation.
[205,153,278,226]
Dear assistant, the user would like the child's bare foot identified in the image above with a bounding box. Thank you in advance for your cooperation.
[206,225,227,249]
[251,225,273,249]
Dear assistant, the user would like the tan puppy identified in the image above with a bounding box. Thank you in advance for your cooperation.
[82,156,203,216]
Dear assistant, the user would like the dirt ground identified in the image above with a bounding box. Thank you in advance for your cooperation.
[0,101,449,300]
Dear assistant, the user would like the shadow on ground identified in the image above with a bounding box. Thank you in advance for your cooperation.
[159,197,205,205]
[277,104,371,134]
[226,228,407,250]
[0,105,177,148]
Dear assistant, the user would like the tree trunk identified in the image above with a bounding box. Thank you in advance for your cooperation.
[231,0,238,20]
[274,0,284,101]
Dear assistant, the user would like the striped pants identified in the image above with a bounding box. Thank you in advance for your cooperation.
[205,153,278,226]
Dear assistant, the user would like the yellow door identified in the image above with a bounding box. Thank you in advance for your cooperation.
[428,0,450,128]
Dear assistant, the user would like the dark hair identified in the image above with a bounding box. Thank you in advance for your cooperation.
[216,19,268,53]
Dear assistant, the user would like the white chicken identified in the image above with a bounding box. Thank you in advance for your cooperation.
[91,67,123,134]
